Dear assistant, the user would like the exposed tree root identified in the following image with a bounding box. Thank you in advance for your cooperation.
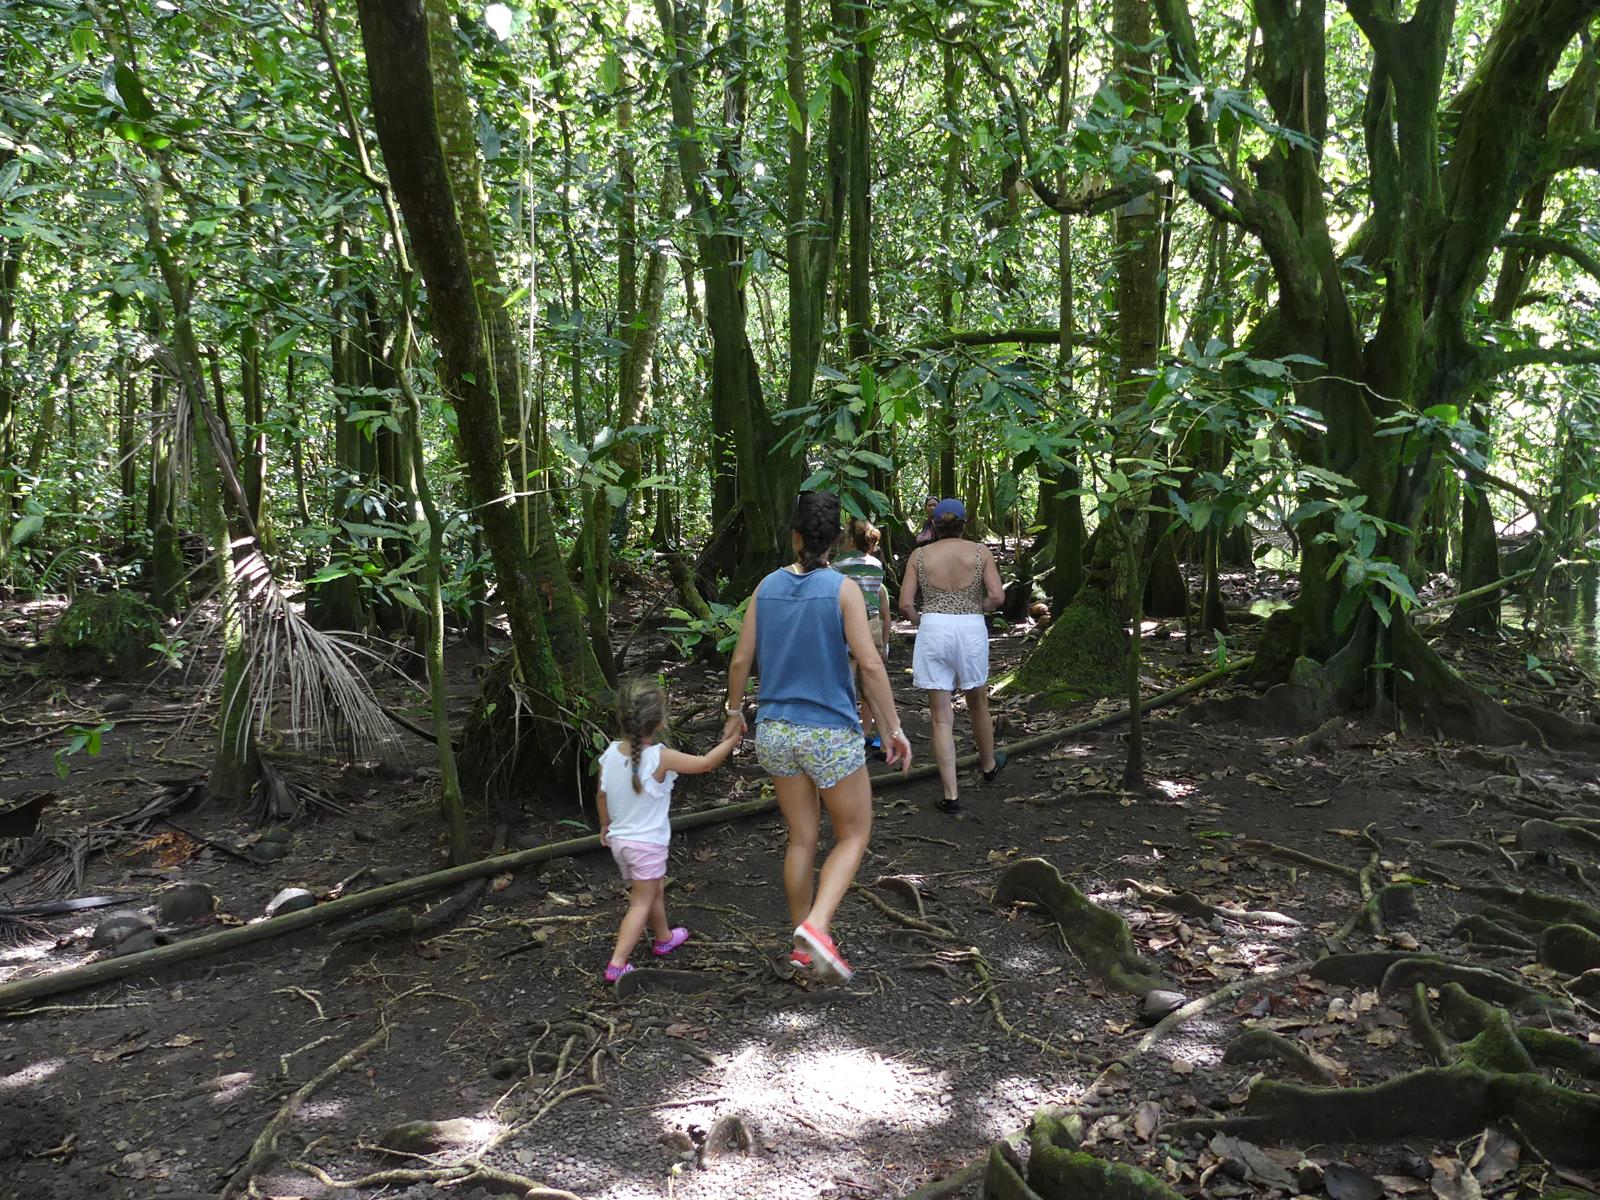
[994,859,1169,998]
[289,1159,582,1197]
[1407,982,1456,1065]
[1379,956,1569,1013]
[221,1025,390,1199]
[1119,879,1299,928]
[1012,1110,1184,1200]
[1234,839,1361,880]
[1540,924,1600,975]
[853,881,959,940]
[1223,1028,1338,1081]
[1132,960,1314,1057]
[1452,914,1538,950]
[1175,1066,1600,1167]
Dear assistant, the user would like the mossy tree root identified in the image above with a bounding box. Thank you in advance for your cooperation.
[983,1111,1183,1200]
[1451,914,1537,951]
[1197,1066,1600,1167]
[1540,924,1600,975]
[1379,956,1569,1014]
[994,859,1170,997]
[1437,982,1600,1078]
[1223,1028,1338,1081]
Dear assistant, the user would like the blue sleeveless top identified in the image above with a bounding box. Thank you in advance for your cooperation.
[753,567,860,730]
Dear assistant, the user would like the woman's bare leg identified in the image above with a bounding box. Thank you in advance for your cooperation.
[803,766,874,939]
[774,774,821,928]
[929,689,958,801]
[965,684,996,772]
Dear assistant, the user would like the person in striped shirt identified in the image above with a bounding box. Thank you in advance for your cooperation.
[834,517,892,755]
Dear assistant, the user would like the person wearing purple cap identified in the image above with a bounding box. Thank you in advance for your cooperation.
[899,498,1006,813]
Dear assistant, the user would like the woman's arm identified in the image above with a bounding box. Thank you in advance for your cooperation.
[981,546,1004,612]
[722,588,759,740]
[898,551,921,624]
[877,582,891,653]
[596,786,611,846]
[657,729,741,778]
[842,583,912,771]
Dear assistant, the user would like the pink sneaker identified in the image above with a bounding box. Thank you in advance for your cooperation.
[794,922,853,981]
[789,949,813,969]
[603,962,634,983]
[652,927,690,957]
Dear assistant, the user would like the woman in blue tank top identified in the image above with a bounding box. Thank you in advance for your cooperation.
[722,491,913,981]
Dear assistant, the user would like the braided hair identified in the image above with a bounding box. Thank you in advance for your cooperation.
[791,490,842,571]
[615,677,667,793]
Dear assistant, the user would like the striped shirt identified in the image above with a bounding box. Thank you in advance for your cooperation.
[832,554,885,618]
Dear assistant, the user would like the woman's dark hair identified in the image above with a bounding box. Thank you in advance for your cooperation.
[791,490,842,570]
[934,512,967,539]
[845,515,881,554]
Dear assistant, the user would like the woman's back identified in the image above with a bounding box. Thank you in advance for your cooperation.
[754,567,859,729]
[915,539,986,613]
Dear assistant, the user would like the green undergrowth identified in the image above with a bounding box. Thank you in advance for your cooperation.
[1014,588,1125,703]
[47,590,163,676]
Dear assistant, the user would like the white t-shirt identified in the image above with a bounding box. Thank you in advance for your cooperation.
[599,741,676,846]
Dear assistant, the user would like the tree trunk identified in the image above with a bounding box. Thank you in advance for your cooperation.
[655,0,799,588]
[141,184,258,804]
[356,0,578,791]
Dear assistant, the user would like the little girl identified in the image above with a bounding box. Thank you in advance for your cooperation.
[596,677,743,982]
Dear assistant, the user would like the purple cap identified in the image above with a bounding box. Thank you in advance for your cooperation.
[933,498,966,523]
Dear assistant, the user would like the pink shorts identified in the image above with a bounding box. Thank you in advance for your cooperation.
[610,838,668,882]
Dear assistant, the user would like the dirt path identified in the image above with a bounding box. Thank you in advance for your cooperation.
[2,608,1598,1200]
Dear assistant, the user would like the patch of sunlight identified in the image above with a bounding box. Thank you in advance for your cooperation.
[764,1009,823,1033]
[716,1035,949,1137]
[210,1072,256,1105]
[0,939,57,965]
[1249,598,1292,618]
[299,1098,351,1121]
[1154,778,1195,799]
[0,1057,66,1091]
[1000,944,1056,973]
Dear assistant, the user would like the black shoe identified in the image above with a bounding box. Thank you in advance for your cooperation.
[981,750,1009,784]
[937,796,961,814]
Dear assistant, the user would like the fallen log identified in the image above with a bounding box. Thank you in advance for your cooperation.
[0,659,1255,1010]
[0,796,774,1010]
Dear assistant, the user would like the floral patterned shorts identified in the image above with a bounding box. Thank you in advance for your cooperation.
[756,719,867,789]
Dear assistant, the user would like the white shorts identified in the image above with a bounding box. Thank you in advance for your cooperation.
[912,612,990,692]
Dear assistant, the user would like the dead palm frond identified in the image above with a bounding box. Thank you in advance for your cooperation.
[173,541,399,761]
[142,334,401,763]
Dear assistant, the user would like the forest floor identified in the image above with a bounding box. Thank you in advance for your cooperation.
[1,561,1598,1200]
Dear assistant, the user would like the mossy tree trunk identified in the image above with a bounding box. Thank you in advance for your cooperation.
[355,0,577,778]
[1150,0,1600,741]
[418,0,603,704]
[655,0,801,590]
[140,183,258,803]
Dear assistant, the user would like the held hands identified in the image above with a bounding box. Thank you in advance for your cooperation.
[883,729,913,772]
[599,826,610,848]
[721,710,748,743]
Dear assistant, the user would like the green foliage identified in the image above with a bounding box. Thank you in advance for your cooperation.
[54,721,113,779]
[663,597,748,659]
[47,590,163,673]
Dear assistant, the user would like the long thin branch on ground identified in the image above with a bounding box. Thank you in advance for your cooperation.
[220,1024,390,1199]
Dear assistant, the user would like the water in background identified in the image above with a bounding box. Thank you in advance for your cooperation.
[1503,567,1600,675]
